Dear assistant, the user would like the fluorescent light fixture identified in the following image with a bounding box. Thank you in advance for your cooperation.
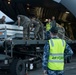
[65,11,70,14]
[53,0,61,3]
[0,10,14,22]
[8,0,11,4]
[68,23,71,25]
[8,2,10,4]
[27,7,29,10]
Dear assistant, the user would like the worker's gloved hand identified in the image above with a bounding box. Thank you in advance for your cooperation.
[43,70,47,75]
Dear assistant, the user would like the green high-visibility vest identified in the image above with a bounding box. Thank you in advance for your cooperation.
[47,39,66,70]
[46,23,51,31]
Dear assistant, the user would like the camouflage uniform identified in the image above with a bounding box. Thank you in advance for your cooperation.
[51,20,56,28]
[42,37,73,75]
[37,19,44,39]
[17,15,31,39]
[32,19,44,40]
[57,26,65,39]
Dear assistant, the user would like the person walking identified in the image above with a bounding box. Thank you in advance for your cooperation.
[17,15,31,39]
[42,27,73,75]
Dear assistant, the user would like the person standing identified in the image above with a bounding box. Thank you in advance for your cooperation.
[51,16,56,28]
[31,16,43,40]
[45,19,52,40]
[0,16,6,24]
[42,27,73,75]
[36,18,44,40]
[57,24,65,39]
[17,15,31,39]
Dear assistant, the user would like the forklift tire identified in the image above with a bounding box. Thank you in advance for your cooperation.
[10,59,25,75]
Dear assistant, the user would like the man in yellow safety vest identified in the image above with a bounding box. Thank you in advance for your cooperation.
[45,19,52,40]
[42,27,73,75]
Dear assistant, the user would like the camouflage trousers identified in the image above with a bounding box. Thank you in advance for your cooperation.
[47,69,64,75]
[34,26,43,40]
[23,21,30,40]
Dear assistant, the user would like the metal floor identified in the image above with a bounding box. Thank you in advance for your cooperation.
[29,56,76,75]
[0,56,76,75]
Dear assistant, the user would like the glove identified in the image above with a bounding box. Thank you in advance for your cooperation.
[43,70,47,75]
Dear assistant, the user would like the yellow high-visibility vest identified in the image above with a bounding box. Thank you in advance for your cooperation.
[46,23,51,31]
[48,39,66,70]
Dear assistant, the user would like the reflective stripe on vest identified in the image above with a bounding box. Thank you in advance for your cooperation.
[48,39,66,70]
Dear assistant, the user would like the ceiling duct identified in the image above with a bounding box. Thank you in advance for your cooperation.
[61,0,76,18]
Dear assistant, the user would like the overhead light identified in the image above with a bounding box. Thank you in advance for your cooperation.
[27,4,30,6]
[68,23,71,25]
[27,7,30,10]
[65,11,70,14]
[8,1,10,4]
[8,0,11,4]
